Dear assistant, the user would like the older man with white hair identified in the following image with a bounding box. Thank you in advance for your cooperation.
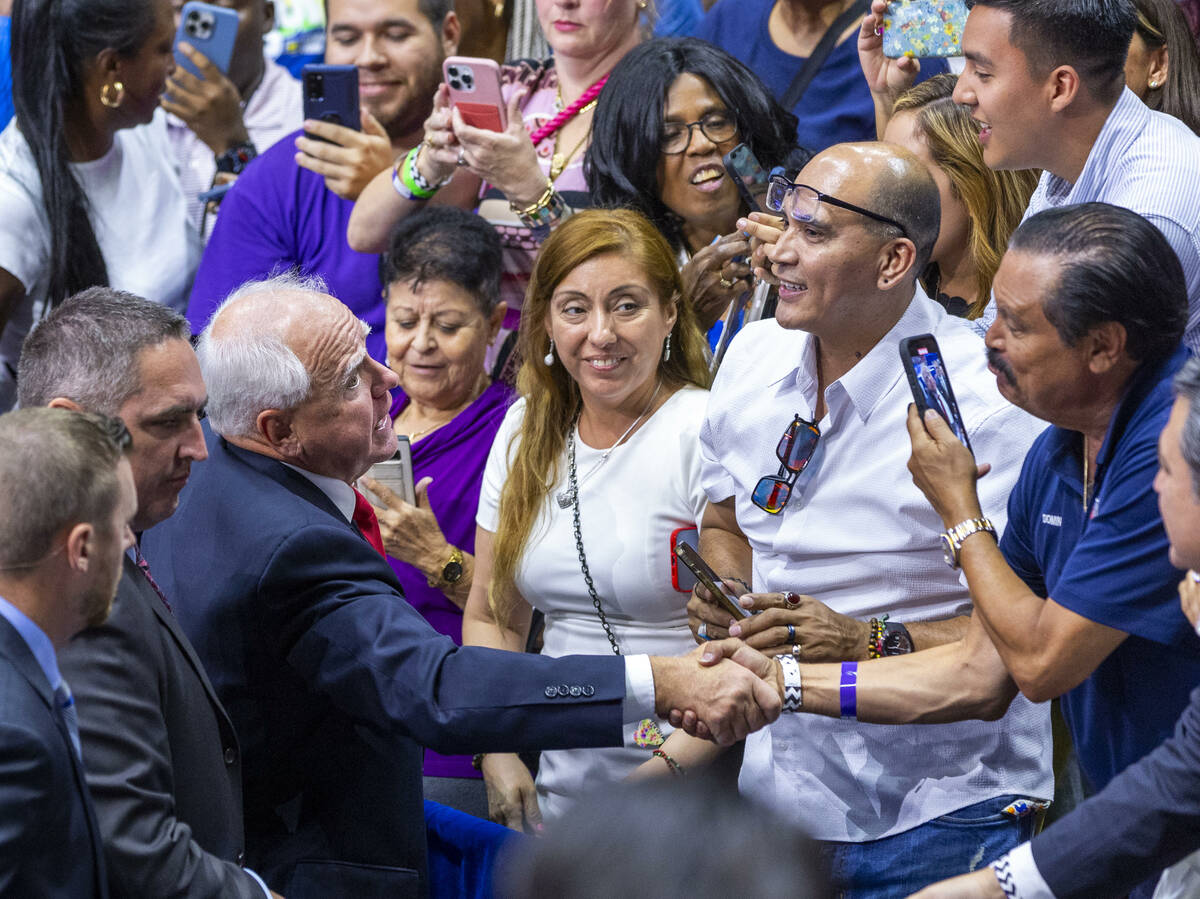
[142,273,782,897]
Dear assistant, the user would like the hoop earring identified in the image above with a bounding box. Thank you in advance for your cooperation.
[662,334,672,362]
[544,338,555,366]
[100,81,125,109]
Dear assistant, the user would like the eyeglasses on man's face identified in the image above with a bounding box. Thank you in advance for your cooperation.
[661,112,737,155]
[765,175,909,238]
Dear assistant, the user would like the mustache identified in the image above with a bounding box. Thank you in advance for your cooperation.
[986,347,1015,384]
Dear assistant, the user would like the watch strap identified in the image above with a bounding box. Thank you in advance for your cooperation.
[943,516,997,568]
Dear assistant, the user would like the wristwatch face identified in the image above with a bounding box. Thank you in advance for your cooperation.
[940,532,958,568]
[442,560,464,584]
[882,629,913,655]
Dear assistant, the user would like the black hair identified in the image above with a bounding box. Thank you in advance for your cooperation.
[1008,202,1187,365]
[381,206,503,315]
[866,154,942,277]
[322,0,452,27]
[585,37,804,252]
[11,0,158,311]
[966,0,1136,102]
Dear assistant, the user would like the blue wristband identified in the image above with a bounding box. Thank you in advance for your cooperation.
[839,661,858,719]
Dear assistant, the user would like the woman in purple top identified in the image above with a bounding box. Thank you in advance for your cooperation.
[363,206,513,816]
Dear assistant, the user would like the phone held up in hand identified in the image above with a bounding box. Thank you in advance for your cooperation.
[362,436,416,508]
[443,56,508,132]
[899,333,973,454]
[302,64,360,140]
[673,541,751,620]
[173,1,239,79]
[722,143,771,215]
[882,0,968,59]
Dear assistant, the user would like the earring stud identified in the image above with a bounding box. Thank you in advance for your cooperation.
[543,338,555,366]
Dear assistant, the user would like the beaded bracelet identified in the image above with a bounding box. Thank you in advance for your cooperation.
[509,178,567,232]
[867,614,888,660]
[652,749,684,777]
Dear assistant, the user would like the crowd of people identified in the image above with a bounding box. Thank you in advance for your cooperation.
[3,0,1200,897]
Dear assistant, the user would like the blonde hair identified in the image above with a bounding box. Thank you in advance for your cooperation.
[489,208,710,625]
[893,74,1040,318]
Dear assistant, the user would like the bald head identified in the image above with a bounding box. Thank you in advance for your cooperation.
[198,274,369,438]
[801,143,941,276]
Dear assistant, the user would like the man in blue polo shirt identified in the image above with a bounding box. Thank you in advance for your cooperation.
[905,203,1200,786]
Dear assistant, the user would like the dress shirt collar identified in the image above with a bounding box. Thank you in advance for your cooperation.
[781,285,940,424]
[0,594,62,690]
[1045,88,1145,204]
[281,462,358,523]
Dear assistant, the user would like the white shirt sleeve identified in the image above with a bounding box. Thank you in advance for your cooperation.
[992,842,1057,899]
[476,399,524,532]
[623,654,657,722]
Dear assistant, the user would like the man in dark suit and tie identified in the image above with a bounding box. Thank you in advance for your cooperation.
[143,273,782,897]
[17,288,279,898]
[0,407,138,898]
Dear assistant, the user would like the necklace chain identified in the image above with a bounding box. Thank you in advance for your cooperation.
[555,380,662,509]
[568,424,622,656]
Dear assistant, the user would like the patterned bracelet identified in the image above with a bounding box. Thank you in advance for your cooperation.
[652,749,684,776]
[991,856,1019,898]
[778,654,802,711]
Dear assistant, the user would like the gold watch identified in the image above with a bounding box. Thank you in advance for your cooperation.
[428,547,465,588]
[940,517,997,569]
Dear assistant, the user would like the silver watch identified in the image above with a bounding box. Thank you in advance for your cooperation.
[940,517,997,569]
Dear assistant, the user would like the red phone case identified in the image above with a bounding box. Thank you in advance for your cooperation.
[670,525,699,593]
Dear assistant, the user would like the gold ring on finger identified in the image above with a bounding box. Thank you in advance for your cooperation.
[719,276,734,288]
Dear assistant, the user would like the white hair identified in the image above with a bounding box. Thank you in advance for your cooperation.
[196,273,330,438]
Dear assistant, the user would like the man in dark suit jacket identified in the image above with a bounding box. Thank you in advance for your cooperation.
[17,288,275,898]
[0,407,139,898]
[142,275,782,897]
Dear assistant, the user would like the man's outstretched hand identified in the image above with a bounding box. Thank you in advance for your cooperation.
[659,640,783,742]
[650,647,781,745]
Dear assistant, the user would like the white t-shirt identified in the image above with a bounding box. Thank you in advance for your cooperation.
[0,111,200,409]
[477,385,709,821]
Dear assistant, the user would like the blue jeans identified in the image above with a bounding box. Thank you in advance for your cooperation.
[820,794,1043,898]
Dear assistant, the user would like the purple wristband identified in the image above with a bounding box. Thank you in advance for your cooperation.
[839,661,858,719]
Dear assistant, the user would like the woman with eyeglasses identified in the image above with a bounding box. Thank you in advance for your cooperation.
[461,208,712,832]
[587,37,807,333]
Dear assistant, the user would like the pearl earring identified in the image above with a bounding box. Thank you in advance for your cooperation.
[544,338,556,366]
[1149,79,1161,89]
[662,334,672,362]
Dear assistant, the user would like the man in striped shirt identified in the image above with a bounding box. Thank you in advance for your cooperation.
[953,0,1200,352]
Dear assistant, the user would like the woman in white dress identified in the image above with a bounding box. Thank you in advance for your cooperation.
[463,208,711,830]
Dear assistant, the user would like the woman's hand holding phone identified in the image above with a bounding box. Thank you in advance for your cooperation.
[858,0,921,136]
[681,232,754,332]
[450,88,547,208]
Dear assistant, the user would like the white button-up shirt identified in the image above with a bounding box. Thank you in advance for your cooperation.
[701,290,1053,841]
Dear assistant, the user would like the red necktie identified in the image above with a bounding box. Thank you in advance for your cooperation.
[352,489,387,558]
[134,544,173,612]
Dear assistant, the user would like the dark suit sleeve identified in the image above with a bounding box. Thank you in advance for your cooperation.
[262,524,627,755]
[1031,685,1200,898]
[59,601,264,899]
[0,721,51,894]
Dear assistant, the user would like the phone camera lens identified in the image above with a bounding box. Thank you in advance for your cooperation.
[462,73,474,87]
[449,78,461,90]
[447,66,459,77]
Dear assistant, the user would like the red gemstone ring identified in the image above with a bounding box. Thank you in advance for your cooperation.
[782,591,802,608]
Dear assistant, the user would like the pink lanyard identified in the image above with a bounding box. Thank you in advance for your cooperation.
[528,73,610,146]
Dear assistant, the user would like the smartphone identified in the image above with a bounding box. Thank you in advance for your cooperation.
[882,0,968,59]
[899,333,973,453]
[722,144,770,214]
[302,64,360,137]
[443,56,507,132]
[670,526,699,593]
[673,542,750,620]
[174,1,239,79]
[362,437,416,507]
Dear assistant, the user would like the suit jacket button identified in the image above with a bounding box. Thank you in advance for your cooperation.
[569,685,582,697]
[582,685,595,697]
[224,747,237,765]
[544,685,557,698]
[557,684,571,697]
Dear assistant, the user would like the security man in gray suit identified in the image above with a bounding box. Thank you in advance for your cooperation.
[17,288,280,898]
[0,407,138,898]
